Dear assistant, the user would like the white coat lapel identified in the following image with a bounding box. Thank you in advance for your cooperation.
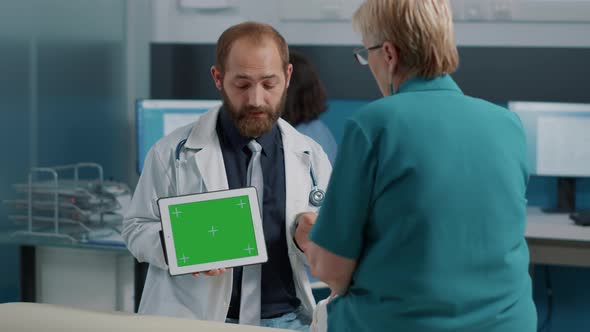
[278,119,318,315]
[279,119,313,230]
[184,107,229,192]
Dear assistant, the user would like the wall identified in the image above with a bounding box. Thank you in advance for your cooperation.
[152,0,590,47]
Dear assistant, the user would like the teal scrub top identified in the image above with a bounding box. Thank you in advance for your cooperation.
[310,75,537,332]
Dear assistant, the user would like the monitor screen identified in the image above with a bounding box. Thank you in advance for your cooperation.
[509,101,590,177]
[136,99,221,173]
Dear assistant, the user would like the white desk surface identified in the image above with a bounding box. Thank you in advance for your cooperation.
[0,303,295,332]
[526,207,590,242]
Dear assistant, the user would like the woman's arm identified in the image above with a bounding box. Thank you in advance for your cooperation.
[305,119,376,295]
[307,241,357,295]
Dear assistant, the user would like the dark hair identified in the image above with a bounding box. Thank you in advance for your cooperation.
[282,51,328,126]
[216,21,289,74]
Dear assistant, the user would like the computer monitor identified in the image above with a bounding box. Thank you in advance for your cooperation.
[509,101,590,212]
[136,99,221,173]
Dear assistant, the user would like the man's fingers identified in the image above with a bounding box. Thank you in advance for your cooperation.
[203,268,227,276]
[204,270,218,276]
[192,268,228,278]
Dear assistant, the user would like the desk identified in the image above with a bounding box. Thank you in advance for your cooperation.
[0,229,136,313]
[6,209,579,312]
[526,207,590,267]
[0,302,297,332]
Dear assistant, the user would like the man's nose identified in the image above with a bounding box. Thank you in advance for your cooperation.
[247,85,264,107]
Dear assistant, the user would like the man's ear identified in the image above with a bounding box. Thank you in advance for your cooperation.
[285,63,293,88]
[211,66,223,90]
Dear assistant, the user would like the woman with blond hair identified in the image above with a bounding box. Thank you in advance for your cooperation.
[302,0,537,331]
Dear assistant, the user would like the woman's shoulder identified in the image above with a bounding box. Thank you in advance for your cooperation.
[356,94,415,118]
[350,96,407,132]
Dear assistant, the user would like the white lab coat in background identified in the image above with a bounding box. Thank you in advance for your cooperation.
[122,106,332,322]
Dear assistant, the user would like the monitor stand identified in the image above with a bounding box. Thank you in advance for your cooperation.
[542,177,576,214]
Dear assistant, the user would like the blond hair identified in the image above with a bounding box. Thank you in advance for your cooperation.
[353,0,459,78]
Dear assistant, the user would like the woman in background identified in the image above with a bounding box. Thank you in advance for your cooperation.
[283,51,338,164]
[304,0,537,331]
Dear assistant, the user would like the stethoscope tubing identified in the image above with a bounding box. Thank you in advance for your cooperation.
[175,139,324,207]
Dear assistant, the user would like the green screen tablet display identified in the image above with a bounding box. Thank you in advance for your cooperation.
[167,195,258,266]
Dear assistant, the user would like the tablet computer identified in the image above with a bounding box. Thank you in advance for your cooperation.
[158,187,268,276]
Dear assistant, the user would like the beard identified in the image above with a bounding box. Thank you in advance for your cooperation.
[221,88,286,138]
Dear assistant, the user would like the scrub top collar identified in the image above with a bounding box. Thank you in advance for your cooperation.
[396,74,463,95]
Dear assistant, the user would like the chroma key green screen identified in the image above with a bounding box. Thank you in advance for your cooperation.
[167,195,258,266]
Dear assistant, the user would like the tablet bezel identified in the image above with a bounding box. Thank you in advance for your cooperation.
[158,187,268,276]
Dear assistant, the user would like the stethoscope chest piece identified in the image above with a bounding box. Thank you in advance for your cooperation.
[309,187,325,207]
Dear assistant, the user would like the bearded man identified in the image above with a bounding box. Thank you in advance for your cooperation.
[123,21,332,331]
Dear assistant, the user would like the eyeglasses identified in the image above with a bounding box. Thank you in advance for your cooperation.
[353,44,383,65]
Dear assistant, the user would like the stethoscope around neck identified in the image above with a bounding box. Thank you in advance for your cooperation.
[174,138,325,207]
